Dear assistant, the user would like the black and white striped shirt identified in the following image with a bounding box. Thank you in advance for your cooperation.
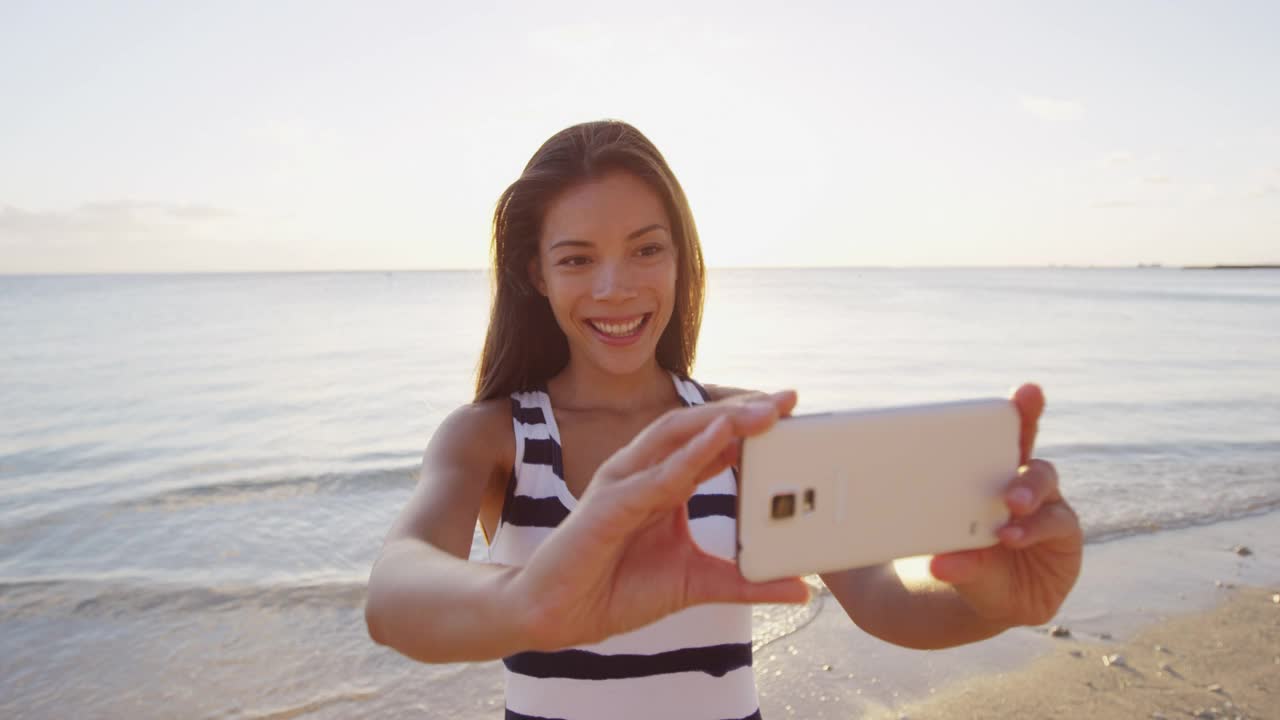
[486,373,759,720]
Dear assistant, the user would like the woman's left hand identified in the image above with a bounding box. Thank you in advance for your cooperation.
[928,384,1084,627]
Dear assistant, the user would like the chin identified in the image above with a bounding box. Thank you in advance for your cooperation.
[586,346,660,377]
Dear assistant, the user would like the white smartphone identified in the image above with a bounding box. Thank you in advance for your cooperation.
[736,398,1020,582]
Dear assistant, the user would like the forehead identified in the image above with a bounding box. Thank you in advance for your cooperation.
[540,171,669,244]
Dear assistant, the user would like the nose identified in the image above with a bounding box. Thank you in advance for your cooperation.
[592,259,638,302]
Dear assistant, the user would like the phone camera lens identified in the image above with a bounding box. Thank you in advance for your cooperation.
[771,492,796,519]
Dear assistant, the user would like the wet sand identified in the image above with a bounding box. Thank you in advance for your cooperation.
[870,586,1280,720]
[755,511,1280,719]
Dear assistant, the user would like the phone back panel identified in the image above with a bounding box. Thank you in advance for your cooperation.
[737,398,1019,582]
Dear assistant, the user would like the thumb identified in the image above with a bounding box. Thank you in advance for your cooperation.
[929,547,994,586]
[683,552,810,606]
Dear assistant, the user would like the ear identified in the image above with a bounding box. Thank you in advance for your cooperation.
[527,255,547,296]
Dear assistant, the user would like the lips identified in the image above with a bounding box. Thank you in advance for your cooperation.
[585,313,652,343]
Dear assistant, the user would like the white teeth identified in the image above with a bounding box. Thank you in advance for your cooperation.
[590,315,645,337]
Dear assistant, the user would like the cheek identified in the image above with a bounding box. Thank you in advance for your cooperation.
[653,261,678,306]
[543,273,587,317]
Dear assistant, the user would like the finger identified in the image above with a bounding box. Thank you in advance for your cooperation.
[599,407,735,479]
[771,390,798,418]
[581,416,735,536]
[694,449,737,488]
[715,390,770,405]
[928,546,996,586]
[724,390,795,472]
[658,406,788,498]
[1004,459,1061,517]
[996,500,1082,549]
[650,414,738,501]
[1011,383,1045,465]
[714,389,795,409]
[714,440,740,473]
[609,398,785,476]
[684,553,810,606]
[586,440,740,551]
[680,433,749,495]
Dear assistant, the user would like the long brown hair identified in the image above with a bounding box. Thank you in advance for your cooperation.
[475,120,706,402]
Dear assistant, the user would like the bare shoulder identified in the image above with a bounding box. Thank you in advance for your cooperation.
[427,398,514,467]
[437,398,512,436]
[702,383,767,402]
[384,398,514,555]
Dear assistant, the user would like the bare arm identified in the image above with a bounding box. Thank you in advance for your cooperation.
[364,402,534,663]
[819,564,1008,650]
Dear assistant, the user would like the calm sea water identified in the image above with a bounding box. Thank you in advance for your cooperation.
[2,268,1278,718]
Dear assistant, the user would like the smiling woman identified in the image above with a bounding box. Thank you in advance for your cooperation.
[530,173,679,376]
[476,121,707,401]
[363,119,1083,720]
[366,120,796,719]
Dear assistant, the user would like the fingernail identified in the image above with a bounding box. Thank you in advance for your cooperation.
[1008,487,1032,508]
[1001,525,1025,542]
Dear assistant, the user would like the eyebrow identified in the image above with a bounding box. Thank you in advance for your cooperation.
[549,223,669,251]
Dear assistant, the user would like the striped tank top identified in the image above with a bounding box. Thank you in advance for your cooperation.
[486,373,760,720]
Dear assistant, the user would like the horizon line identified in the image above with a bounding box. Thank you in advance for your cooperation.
[4,262,1278,278]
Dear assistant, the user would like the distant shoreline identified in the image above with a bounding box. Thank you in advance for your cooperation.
[1182,264,1280,270]
[3,264,1280,277]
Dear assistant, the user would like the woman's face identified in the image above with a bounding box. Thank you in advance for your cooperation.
[532,170,678,378]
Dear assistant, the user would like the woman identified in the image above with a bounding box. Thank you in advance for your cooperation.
[365,120,1083,719]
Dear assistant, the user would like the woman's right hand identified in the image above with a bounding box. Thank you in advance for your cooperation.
[507,391,811,651]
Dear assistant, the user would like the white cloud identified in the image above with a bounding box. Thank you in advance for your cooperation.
[1104,150,1136,165]
[1019,95,1084,122]
[0,201,235,243]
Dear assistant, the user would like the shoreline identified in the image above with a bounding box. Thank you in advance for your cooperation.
[8,510,1275,719]
[755,510,1280,718]
[870,586,1280,719]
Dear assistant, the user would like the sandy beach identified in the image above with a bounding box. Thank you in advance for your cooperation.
[755,511,1280,719]
[871,586,1279,720]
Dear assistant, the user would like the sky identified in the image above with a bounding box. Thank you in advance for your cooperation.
[1,1,1277,273]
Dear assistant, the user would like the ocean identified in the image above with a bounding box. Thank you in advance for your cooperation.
[1,268,1278,718]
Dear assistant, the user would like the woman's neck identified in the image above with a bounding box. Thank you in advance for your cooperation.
[548,357,676,413]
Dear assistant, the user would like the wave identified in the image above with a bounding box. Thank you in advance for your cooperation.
[8,504,1280,624]
[234,685,380,720]
[0,440,190,482]
[118,464,419,512]
[0,512,1273,632]
[1040,439,1280,459]
[1049,397,1280,415]
[0,574,369,621]
[1082,498,1280,544]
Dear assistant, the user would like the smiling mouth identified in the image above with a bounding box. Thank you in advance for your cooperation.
[586,313,651,339]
